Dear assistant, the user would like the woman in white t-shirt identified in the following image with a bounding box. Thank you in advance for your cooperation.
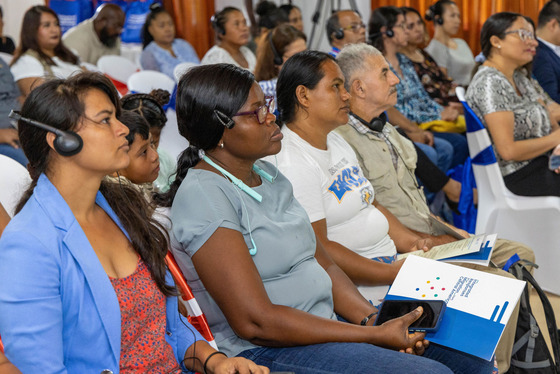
[10,6,83,99]
[274,50,433,303]
[202,7,256,72]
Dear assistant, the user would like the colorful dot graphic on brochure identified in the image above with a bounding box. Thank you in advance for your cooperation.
[415,277,446,298]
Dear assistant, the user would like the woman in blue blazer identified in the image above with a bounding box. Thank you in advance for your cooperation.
[0,72,267,374]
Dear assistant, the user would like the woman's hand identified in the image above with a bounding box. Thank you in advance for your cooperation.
[209,355,270,374]
[552,144,560,174]
[410,238,433,252]
[440,106,459,122]
[372,307,429,355]
[0,128,20,148]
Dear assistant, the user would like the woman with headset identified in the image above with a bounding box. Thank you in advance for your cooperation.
[202,7,256,72]
[424,0,475,87]
[254,23,307,101]
[0,71,267,374]
[158,61,493,373]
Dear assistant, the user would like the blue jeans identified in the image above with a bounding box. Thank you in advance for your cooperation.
[432,132,469,169]
[415,137,453,173]
[237,342,493,374]
[0,144,27,166]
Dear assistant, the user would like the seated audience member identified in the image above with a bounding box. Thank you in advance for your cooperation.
[0,71,266,374]
[533,0,560,103]
[0,57,26,165]
[0,6,14,55]
[253,1,288,48]
[424,0,475,86]
[467,12,560,197]
[10,6,83,99]
[369,6,468,169]
[140,3,200,79]
[121,89,174,193]
[326,10,366,58]
[108,110,160,201]
[401,7,460,106]
[255,24,306,100]
[0,352,21,374]
[62,3,124,65]
[279,4,304,33]
[202,7,256,72]
[156,62,493,374]
[335,44,533,373]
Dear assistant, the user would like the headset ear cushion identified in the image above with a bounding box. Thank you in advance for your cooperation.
[385,29,394,38]
[53,131,83,157]
[334,28,345,40]
[436,17,444,25]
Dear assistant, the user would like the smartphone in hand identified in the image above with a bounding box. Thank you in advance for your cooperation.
[374,299,446,333]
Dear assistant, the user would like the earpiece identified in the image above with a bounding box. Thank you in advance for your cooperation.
[9,110,83,157]
[210,14,225,35]
[351,111,387,132]
[385,29,394,38]
[214,110,235,129]
[334,28,345,40]
[436,17,444,26]
[268,31,283,66]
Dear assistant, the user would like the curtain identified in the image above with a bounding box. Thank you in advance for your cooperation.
[371,0,547,54]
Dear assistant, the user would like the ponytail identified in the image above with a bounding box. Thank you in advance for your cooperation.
[153,145,201,207]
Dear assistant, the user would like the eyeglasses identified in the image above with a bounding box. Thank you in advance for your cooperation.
[233,96,276,124]
[393,22,407,30]
[341,23,366,33]
[504,29,535,42]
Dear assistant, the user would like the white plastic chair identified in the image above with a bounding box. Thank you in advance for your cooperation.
[97,55,139,95]
[0,52,13,65]
[173,62,199,82]
[127,70,176,95]
[0,155,31,217]
[457,87,560,295]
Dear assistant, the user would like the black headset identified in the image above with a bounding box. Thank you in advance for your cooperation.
[351,111,387,132]
[371,28,394,40]
[9,110,83,157]
[436,17,444,25]
[268,31,283,66]
[334,27,345,40]
[210,14,225,35]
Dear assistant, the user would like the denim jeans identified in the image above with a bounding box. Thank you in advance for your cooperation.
[432,132,469,169]
[237,342,493,374]
[0,144,27,166]
[415,137,453,173]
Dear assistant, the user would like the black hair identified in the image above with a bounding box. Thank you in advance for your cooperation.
[119,110,151,144]
[402,6,423,21]
[256,0,288,29]
[279,4,300,19]
[326,12,341,45]
[276,50,336,125]
[153,64,254,207]
[368,6,403,53]
[0,5,3,18]
[425,0,456,23]
[538,1,560,29]
[480,12,522,59]
[141,2,171,49]
[121,89,169,130]
[15,71,174,297]
[211,7,241,40]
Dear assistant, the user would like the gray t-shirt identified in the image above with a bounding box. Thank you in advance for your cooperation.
[466,66,552,176]
[170,160,337,357]
[425,38,475,86]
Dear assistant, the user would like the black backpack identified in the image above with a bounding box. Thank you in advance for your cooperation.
[506,261,560,374]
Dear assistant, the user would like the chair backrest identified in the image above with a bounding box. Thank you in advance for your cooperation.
[127,70,176,95]
[0,52,13,65]
[173,62,199,82]
[0,155,31,216]
[165,251,217,349]
[97,55,139,95]
[456,87,510,205]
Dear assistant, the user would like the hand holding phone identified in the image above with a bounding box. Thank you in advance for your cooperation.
[549,145,560,172]
[374,300,446,333]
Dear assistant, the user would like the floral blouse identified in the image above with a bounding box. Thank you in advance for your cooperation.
[411,49,459,106]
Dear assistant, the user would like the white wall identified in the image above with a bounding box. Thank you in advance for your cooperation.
[0,0,42,41]
[215,0,371,53]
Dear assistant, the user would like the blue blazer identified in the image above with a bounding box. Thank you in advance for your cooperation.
[0,174,203,374]
[533,40,560,103]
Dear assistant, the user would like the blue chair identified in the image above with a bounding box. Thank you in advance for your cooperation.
[457,87,560,295]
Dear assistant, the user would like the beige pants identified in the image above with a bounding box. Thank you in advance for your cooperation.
[457,239,534,373]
